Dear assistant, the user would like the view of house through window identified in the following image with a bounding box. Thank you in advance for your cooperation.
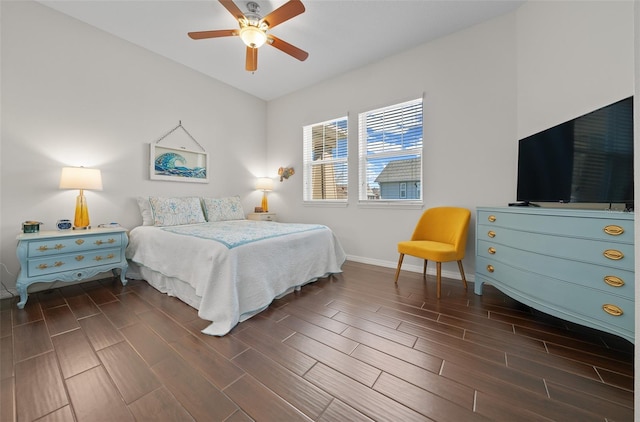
[303,117,348,201]
[358,98,423,201]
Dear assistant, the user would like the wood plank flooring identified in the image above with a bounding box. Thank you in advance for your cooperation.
[0,260,634,421]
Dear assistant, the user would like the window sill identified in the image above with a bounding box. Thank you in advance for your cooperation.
[357,200,423,210]
[303,200,348,208]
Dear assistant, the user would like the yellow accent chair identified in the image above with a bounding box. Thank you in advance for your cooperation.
[394,207,471,298]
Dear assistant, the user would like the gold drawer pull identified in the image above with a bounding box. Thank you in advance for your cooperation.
[602,304,623,317]
[55,244,65,250]
[487,230,496,238]
[604,275,624,288]
[37,246,49,252]
[603,225,624,236]
[54,261,64,267]
[94,256,103,261]
[106,254,115,259]
[75,239,84,245]
[75,255,84,261]
[486,265,494,273]
[488,247,496,254]
[95,240,103,245]
[108,238,115,244]
[488,215,496,222]
[37,263,48,270]
[603,249,624,260]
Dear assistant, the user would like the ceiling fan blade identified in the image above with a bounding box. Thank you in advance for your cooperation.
[246,46,258,72]
[267,35,308,61]
[218,0,246,21]
[188,29,238,40]
[262,0,305,29]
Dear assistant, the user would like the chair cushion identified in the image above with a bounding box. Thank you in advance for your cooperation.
[397,240,459,262]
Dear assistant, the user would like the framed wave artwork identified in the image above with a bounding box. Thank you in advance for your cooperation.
[150,144,209,183]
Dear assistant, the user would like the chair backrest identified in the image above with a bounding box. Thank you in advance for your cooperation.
[411,207,471,259]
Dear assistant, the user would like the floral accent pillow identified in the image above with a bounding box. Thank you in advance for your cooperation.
[202,196,246,222]
[148,197,206,227]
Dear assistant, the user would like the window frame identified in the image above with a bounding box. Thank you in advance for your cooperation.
[357,97,424,207]
[302,116,349,205]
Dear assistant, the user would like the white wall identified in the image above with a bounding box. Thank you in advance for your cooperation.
[267,12,518,276]
[267,0,634,276]
[0,1,268,292]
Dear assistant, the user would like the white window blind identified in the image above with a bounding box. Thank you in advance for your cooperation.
[358,98,423,201]
[303,117,348,201]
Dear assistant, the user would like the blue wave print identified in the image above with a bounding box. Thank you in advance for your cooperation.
[154,152,206,179]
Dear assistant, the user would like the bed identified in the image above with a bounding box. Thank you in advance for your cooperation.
[125,196,346,336]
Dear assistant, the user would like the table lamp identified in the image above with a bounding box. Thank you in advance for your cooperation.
[59,167,103,230]
[255,177,274,212]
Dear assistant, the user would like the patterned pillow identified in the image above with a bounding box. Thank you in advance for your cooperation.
[202,196,246,222]
[148,197,206,227]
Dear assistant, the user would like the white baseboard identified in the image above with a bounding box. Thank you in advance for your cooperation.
[345,254,475,282]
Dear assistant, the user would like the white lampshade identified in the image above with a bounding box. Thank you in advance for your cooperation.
[240,25,267,48]
[255,177,274,191]
[59,167,103,191]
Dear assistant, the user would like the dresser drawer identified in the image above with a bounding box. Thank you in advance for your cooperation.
[478,209,633,243]
[27,247,123,277]
[477,226,634,271]
[478,239,634,299]
[476,256,634,335]
[27,233,124,257]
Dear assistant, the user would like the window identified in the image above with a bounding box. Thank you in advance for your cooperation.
[358,98,423,202]
[303,117,348,201]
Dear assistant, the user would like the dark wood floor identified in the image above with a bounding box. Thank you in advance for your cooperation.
[0,260,634,421]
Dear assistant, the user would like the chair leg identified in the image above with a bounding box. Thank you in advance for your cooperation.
[422,260,428,277]
[457,260,468,290]
[436,262,442,299]
[394,254,404,284]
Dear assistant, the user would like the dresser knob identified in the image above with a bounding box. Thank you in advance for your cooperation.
[75,239,84,245]
[488,215,496,222]
[602,304,623,317]
[75,255,84,261]
[603,249,624,260]
[37,246,49,252]
[603,225,624,236]
[488,247,496,254]
[486,265,494,273]
[603,275,624,287]
[487,230,496,238]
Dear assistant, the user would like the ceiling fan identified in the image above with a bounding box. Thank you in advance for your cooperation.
[188,0,309,72]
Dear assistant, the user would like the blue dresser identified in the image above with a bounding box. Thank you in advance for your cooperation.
[475,207,634,343]
[16,227,128,309]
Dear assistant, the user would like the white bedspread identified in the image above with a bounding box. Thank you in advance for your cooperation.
[125,220,346,335]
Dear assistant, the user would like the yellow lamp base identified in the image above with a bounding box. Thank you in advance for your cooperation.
[261,192,269,213]
[73,191,91,230]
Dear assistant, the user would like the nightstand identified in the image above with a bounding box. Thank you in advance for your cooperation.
[15,227,128,309]
[247,212,277,222]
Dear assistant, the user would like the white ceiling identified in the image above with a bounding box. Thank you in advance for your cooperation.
[38,0,524,101]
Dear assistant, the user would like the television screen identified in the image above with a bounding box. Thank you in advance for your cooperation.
[516,96,634,205]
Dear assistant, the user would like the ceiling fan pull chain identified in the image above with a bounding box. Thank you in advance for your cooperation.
[154,120,206,152]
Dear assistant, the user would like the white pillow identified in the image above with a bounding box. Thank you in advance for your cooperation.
[202,196,246,222]
[148,196,206,227]
[136,197,154,226]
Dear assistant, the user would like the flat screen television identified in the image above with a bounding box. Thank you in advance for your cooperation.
[516,96,634,207]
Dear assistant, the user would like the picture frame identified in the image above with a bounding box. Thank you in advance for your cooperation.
[150,144,209,183]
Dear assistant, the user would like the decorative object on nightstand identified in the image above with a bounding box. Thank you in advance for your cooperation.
[15,227,128,309]
[59,166,103,230]
[255,177,274,212]
[247,212,277,222]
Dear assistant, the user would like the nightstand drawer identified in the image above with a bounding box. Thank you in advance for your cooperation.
[27,247,123,277]
[247,213,277,222]
[27,233,124,257]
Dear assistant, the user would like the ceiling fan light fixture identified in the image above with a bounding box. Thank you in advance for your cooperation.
[240,25,267,48]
